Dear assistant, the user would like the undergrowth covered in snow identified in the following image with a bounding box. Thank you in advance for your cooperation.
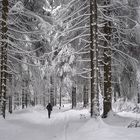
[113,98,140,113]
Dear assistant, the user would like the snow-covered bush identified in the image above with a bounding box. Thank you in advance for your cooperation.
[113,98,140,113]
[128,120,140,128]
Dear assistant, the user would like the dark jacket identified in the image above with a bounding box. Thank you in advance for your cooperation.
[46,103,52,111]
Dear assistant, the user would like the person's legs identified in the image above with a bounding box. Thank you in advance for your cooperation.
[48,111,51,118]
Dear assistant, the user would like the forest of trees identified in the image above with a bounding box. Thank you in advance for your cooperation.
[0,0,140,119]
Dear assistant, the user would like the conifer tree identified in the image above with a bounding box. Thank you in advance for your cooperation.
[0,0,9,118]
[90,0,99,117]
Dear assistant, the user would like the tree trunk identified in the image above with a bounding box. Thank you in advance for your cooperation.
[138,93,140,104]
[72,86,76,109]
[43,96,46,107]
[34,95,38,106]
[9,96,12,114]
[83,85,88,107]
[59,86,62,109]
[114,83,120,102]
[22,90,25,109]
[50,87,54,106]
[54,87,57,106]
[102,0,112,118]
[25,93,28,108]
[0,0,9,118]
[8,74,13,113]
[50,76,55,106]
[89,0,99,117]
[54,78,57,106]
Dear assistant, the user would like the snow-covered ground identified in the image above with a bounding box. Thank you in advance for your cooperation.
[0,105,140,140]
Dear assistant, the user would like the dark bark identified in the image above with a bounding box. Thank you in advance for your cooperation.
[59,76,63,109]
[138,93,140,104]
[34,96,38,106]
[89,0,98,117]
[72,86,76,109]
[0,0,9,118]
[102,0,112,118]
[9,96,12,114]
[59,86,62,109]
[54,87,57,106]
[50,87,55,106]
[22,91,25,109]
[43,96,46,107]
[50,76,55,106]
[90,0,95,117]
[83,85,88,107]
[25,93,28,108]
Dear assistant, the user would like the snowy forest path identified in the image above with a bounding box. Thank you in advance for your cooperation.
[1,106,140,140]
[0,105,89,140]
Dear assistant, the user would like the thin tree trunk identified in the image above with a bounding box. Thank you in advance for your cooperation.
[50,87,54,106]
[59,86,62,109]
[14,93,16,110]
[34,95,37,106]
[90,0,95,117]
[138,93,140,104]
[22,90,25,109]
[0,0,9,118]
[50,76,55,106]
[8,74,13,113]
[83,85,88,107]
[72,86,76,109]
[54,76,57,106]
[54,87,57,106]
[25,93,28,108]
[59,76,63,109]
[9,96,12,114]
[94,0,99,116]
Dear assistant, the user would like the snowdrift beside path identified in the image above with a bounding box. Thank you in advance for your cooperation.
[0,105,140,140]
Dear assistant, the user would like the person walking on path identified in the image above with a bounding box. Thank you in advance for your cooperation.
[46,103,52,118]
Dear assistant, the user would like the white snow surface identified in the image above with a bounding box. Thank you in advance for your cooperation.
[0,104,140,140]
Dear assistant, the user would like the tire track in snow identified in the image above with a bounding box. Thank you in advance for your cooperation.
[64,111,69,140]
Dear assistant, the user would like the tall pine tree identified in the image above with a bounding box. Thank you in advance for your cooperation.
[0,0,9,118]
